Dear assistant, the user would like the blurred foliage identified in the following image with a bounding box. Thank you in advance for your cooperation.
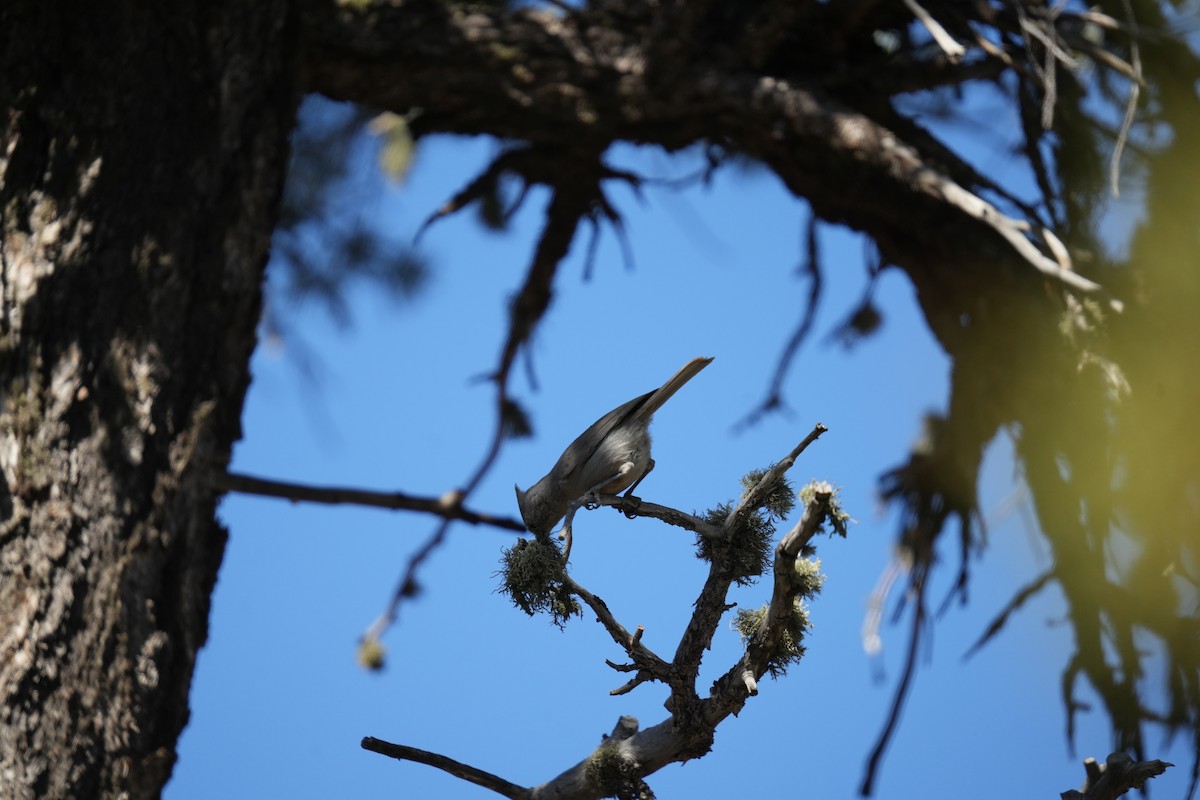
[500,396,534,440]
[265,97,428,340]
[356,636,387,672]
[368,112,416,184]
[1036,4,1200,768]
[847,0,1200,784]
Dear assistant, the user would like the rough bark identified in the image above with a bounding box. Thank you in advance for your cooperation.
[0,3,296,797]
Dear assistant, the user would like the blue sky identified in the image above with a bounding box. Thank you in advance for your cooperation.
[165,116,1192,798]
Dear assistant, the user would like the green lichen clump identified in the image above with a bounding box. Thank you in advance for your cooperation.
[732,557,825,679]
[799,480,852,538]
[356,637,386,671]
[497,538,580,628]
[585,741,655,800]
[790,555,826,600]
[695,469,795,586]
[741,468,797,519]
[733,597,814,679]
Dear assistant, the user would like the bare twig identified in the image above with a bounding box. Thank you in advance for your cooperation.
[413,147,533,244]
[736,215,822,430]
[862,554,907,662]
[903,0,965,60]
[963,567,1055,660]
[1110,0,1141,198]
[1019,9,1079,70]
[587,494,724,539]
[216,471,525,531]
[362,374,513,646]
[363,162,606,648]
[672,567,740,695]
[497,159,604,384]
[362,737,530,800]
[1071,41,1143,83]
[560,572,673,682]
[860,576,927,796]
[725,424,827,536]
[610,672,653,696]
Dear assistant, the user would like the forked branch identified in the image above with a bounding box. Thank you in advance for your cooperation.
[371,427,842,797]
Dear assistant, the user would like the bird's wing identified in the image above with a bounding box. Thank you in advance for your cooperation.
[550,390,654,482]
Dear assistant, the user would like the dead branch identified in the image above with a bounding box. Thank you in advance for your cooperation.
[1060,752,1173,800]
[725,423,827,536]
[362,737,530,800]
[559,572,673,687]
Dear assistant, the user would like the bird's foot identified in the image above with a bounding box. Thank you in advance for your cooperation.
[620,494,643,519]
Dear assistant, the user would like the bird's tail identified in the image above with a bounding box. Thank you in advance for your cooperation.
[636,356,713,421]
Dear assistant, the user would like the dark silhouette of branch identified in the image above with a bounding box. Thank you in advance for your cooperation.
[1060,752,1173,800]
[361,152,613,651]
[361,738,530,800]
[860,577,927,797]
[559,572,673,687]
[962,567,1055,660]
[736,215,823,430]
[217,471,525,531]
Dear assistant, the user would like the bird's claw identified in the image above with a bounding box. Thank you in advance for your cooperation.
[621,494,643,519]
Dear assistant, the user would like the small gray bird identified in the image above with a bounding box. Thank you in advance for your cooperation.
[515,356,713,538]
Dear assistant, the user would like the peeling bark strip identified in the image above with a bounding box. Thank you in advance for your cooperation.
[0,3,296,798]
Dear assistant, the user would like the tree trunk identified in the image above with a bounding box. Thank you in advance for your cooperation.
[0,3,295,797]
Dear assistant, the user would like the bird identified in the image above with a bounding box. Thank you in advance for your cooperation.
[515,356,713,543]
